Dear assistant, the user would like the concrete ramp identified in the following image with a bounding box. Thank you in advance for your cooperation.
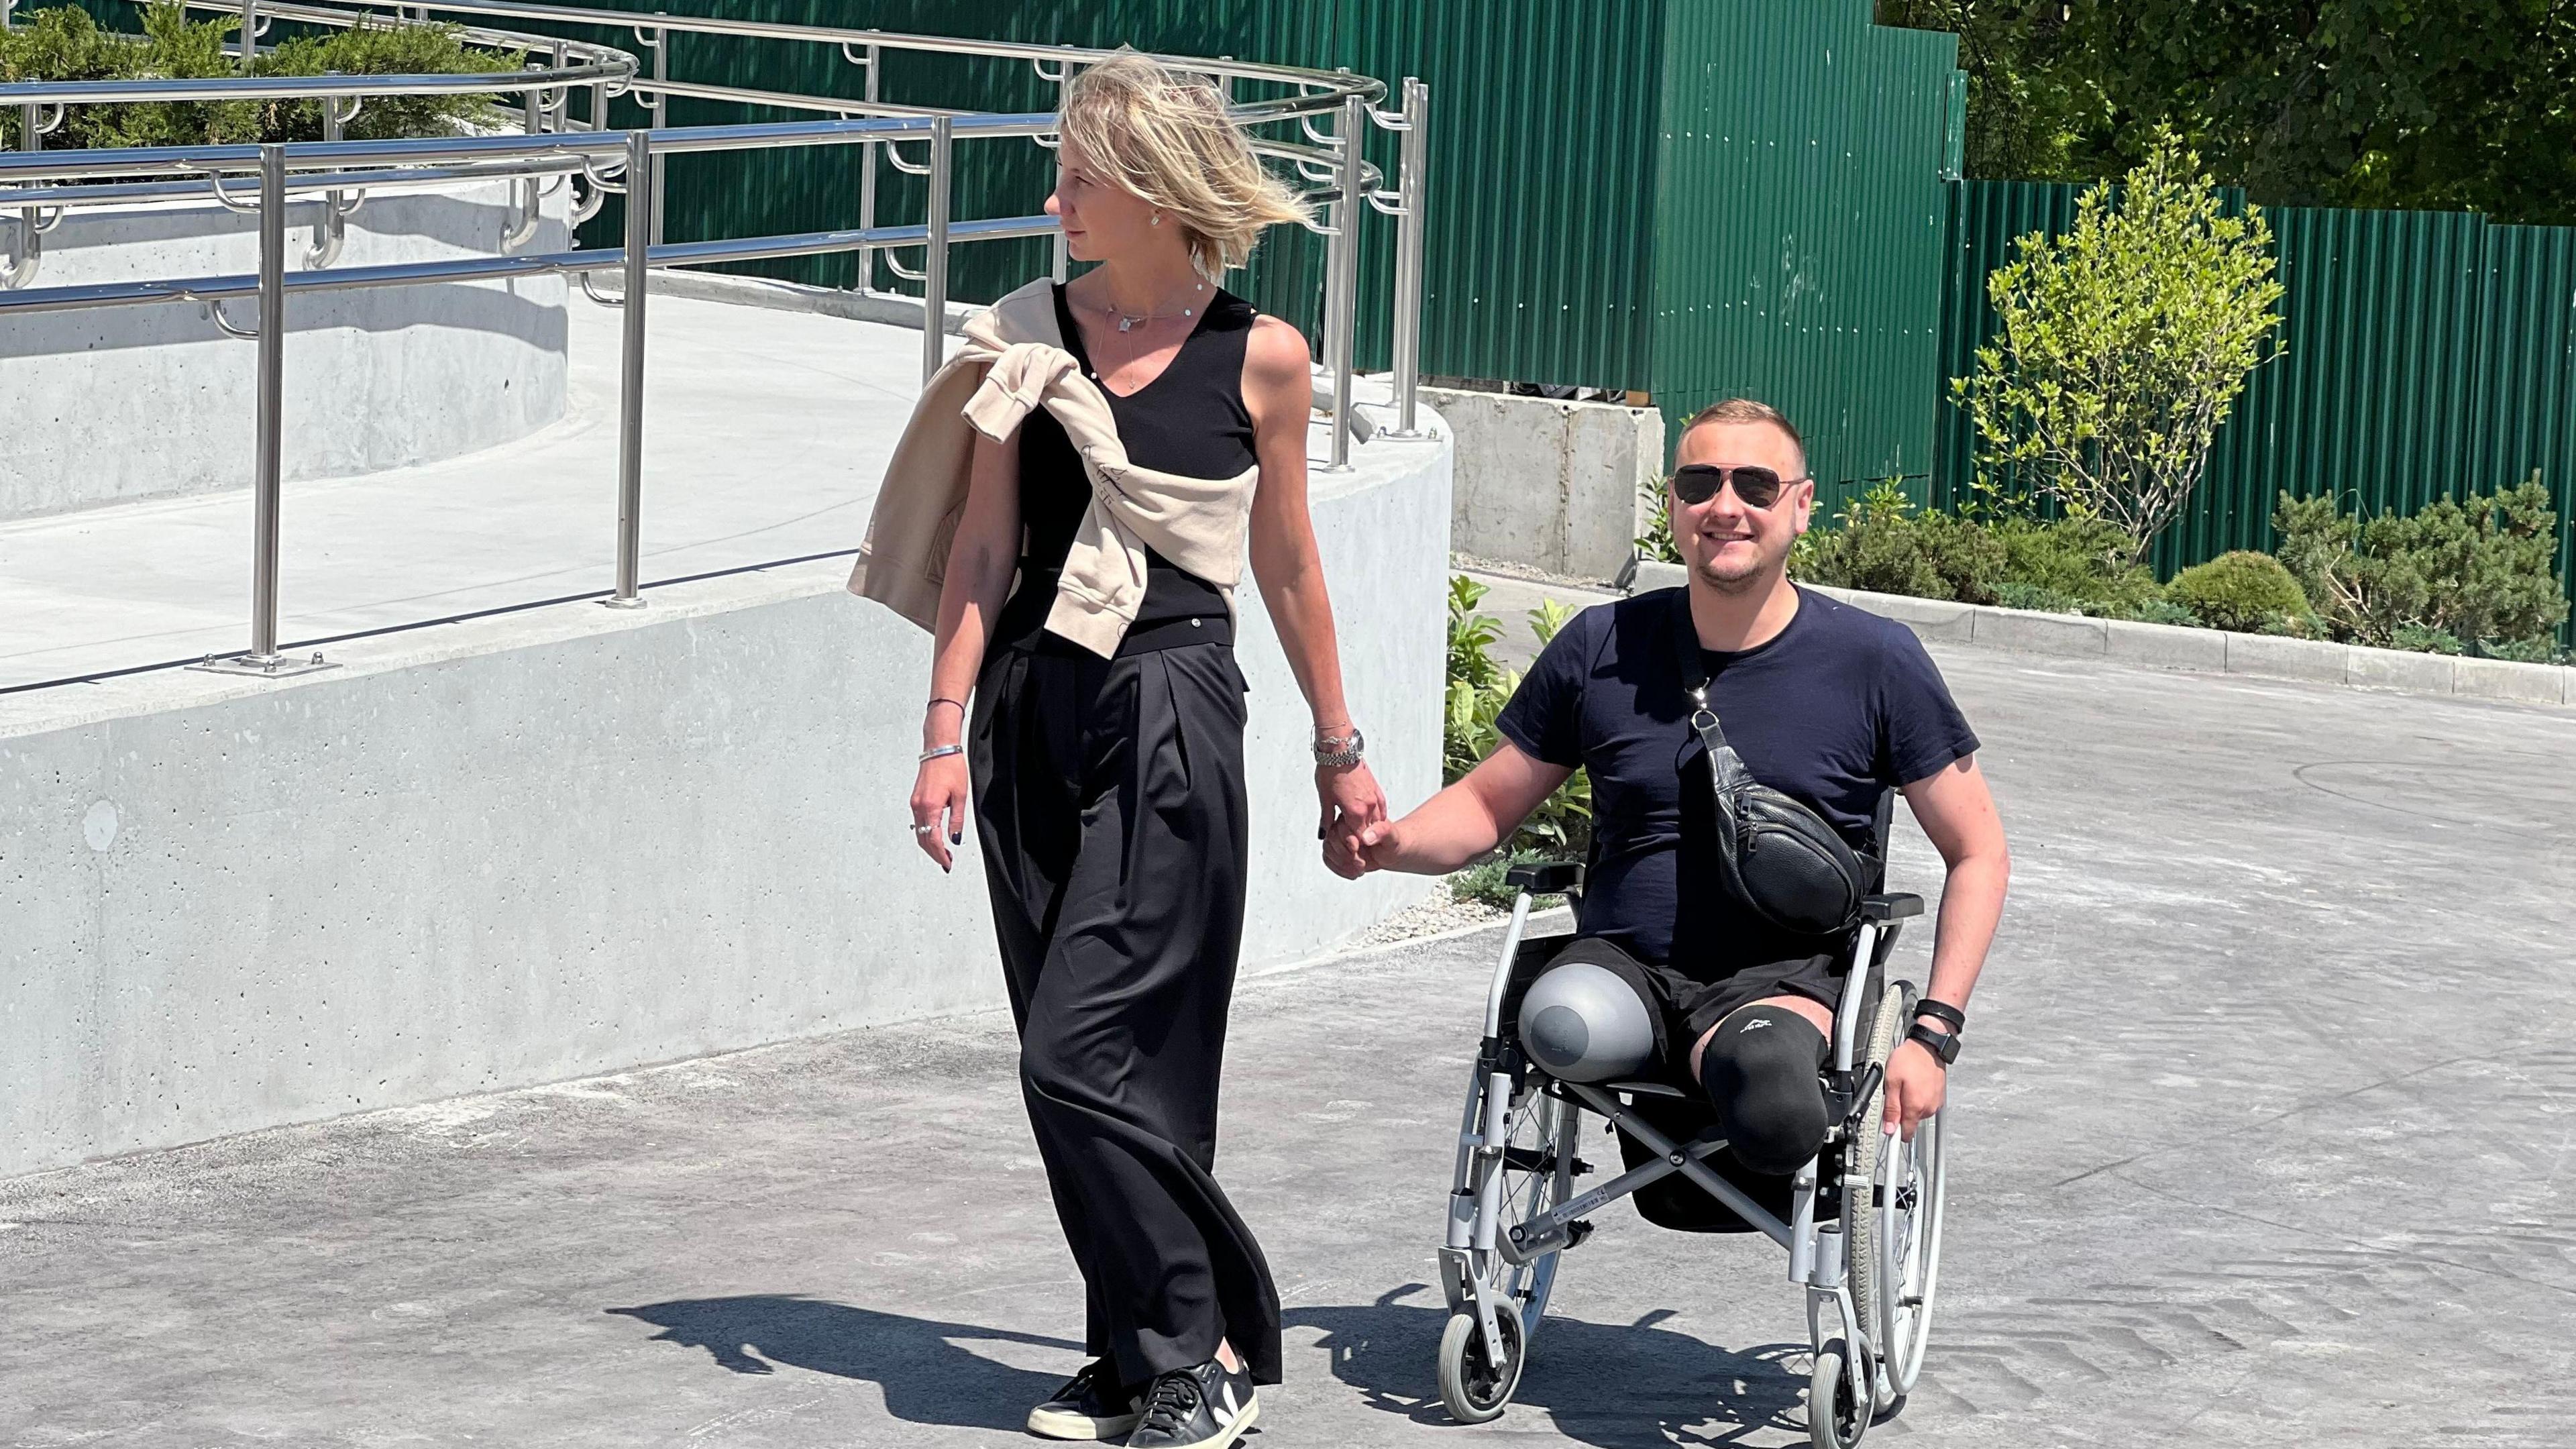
[1,290,1452,1179]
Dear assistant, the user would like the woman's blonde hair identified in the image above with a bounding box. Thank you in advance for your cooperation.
[1059,52,1311,274]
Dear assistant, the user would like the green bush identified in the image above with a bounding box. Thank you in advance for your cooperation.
[2168,550,2309,632]
[1794,482,2006,604]
[1444,577,1591,858]
[1450,850,1568,910]
[0,3,514,151]
[1992,513,2165,617]
[1635,476,1681,565]
[2391,623,2465,655]
[2274,478,2569,653]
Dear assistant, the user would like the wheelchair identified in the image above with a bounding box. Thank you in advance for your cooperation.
[1432,811,1949,1448]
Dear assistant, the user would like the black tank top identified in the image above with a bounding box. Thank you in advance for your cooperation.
[994,282,1257,656]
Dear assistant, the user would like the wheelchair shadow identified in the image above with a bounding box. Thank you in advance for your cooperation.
[606,1295,1079,1433]
[1289,1285,1810,1448]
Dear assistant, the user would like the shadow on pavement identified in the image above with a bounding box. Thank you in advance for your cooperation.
[1288,1285,1810,1447]
[608,1294,1081,1432]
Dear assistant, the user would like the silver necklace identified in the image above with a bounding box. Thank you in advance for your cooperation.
[1089,280,1208,333]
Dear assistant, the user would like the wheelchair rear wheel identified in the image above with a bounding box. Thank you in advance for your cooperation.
[1878,1106,1947,1396]
[1841,979,1908,1409]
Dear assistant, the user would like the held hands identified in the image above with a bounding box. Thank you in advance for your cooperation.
[1318,759,1388,879]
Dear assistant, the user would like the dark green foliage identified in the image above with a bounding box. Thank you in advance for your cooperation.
[0,3,513,150]
[2274,480,2569,653]
[2167,550,2309,633]
[1444,576,1590,858]
[1450,850,1566,910]
[1794,482,2008,604]
[1635,476,1680,566]
[2392,623,2465,656]
[1876,1,2576,227]
[1990,514,2164,616]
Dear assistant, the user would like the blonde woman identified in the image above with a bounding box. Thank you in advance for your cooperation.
[853,52,1384,1449]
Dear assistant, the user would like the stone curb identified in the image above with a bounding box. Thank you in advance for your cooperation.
[1624,559,2574,710]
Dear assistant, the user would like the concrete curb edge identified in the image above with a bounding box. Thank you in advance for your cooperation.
[1624,558,2574,710]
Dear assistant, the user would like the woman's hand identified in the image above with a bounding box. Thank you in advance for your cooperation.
[910,753,970,872]
[1318,760,1387,878]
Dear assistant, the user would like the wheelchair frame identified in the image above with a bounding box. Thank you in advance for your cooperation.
[1433,864,1950,1448]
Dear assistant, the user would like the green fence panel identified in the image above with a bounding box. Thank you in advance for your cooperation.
[1649,1,1959,514]
[544,0,1665,389]
[1938,178,2576,633]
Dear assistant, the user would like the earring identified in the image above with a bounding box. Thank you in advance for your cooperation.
[1150,213,1163,227]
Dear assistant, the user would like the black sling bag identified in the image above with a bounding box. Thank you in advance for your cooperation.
[1669,590,1874,936]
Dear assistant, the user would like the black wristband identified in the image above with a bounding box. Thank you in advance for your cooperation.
[1906,1022,1960,1067]
[1913,1000,1967,1034]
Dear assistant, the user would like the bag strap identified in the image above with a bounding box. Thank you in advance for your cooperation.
[1668,590,1749,790]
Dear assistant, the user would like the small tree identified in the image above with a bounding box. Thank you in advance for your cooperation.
[1954,133,2286,561]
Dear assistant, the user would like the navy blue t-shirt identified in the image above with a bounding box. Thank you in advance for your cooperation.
[1496,586,1980,976]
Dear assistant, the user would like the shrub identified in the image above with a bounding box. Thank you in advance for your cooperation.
[2168,550,2308,632]
[1444,577,1591,858]
[1993,513,2164,616]
[2391,623,2465,655]
[1635,476,1681,565]
[0,3,513,151]
[1953,132,2287,562]
[1794,482,2006,604]
[2274,478,2569,652]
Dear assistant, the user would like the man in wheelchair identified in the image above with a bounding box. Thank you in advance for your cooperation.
[1344,398,2010,1442]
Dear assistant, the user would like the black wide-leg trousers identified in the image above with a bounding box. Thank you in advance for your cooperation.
[967,639,1283,1389]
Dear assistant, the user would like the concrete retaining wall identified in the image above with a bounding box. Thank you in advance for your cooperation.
[0,179,570,519]
[1425,385,1661,581]
[0,428,1450,1179]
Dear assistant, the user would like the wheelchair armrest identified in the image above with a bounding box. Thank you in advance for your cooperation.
[1860,893,1924,923]
[1505,860,1585,895]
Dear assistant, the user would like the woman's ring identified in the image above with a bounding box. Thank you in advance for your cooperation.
[912,823,935,836]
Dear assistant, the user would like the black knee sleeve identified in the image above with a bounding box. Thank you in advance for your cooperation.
[1697,1004,1831,1176]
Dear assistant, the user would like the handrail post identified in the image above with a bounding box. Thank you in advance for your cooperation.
[1387,78,1430,438]
[608,127,652,608]
[648,15,669,246]
[1049,66,1070,283]
[922,113,951,383]
[195,143,330,677]
[1324,93,1363,472]
[250,143,288,660]
[856,41,879,291]
[237,0,256,60]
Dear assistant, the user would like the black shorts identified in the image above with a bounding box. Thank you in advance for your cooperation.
[1544,938,1841,1080]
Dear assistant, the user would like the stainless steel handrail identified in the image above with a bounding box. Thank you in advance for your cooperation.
[0,1,1435,681]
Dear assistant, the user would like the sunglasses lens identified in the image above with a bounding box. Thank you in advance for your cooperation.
[1672,465,1786,508]
[1672,466,1723,504]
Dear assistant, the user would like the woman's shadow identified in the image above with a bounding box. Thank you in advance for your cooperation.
[606,1295,1079,1433]
[1288,1285,1811,1449]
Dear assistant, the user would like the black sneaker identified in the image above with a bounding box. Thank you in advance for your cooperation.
[1026,1360,1142,1441]
[1124,1357,1258,1448]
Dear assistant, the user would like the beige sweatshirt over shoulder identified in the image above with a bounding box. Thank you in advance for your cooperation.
[847,277,1259,657]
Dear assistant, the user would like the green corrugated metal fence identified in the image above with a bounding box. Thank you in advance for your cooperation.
[559,0,1668,391]
[1650,1,1958,514]
[1937,179,2576,631]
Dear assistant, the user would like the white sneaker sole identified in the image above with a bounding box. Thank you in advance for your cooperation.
[1024,1404,1143,1441]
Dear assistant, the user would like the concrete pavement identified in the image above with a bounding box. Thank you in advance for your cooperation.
[5,642,2574,1446]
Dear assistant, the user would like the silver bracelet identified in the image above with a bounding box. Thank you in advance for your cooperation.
[918,744,965,763]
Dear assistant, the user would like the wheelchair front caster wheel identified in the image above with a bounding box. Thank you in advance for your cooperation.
[1808,1340,1866,1449]
[1436,1303,1525,1424]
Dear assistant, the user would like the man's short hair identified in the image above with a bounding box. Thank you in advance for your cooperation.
[1681,398,1807,474]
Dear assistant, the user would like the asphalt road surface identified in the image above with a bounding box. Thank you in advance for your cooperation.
[5,642,2573,1448]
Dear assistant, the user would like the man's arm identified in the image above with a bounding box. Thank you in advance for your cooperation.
[1350,741,1573,877]
[1882,753,2010,1136]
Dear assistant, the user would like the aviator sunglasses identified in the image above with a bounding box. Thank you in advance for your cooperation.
[1670,463,1809,510]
